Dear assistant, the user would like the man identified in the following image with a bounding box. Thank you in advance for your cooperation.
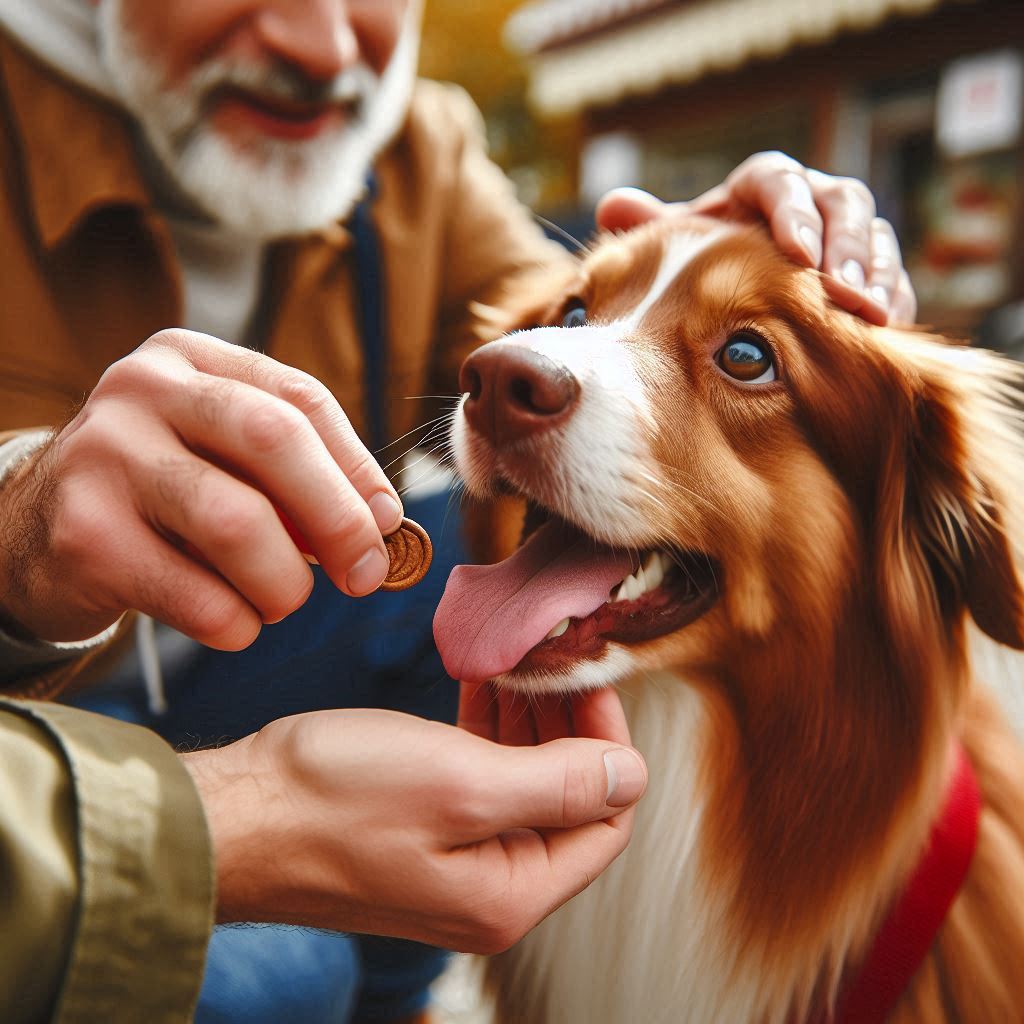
[0,0,915,1020]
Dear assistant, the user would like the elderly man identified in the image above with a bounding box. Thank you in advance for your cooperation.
[0,0,915,1021]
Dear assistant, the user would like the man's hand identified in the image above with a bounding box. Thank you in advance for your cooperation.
[596,151,917,327]
[183,695,647,953]
[0,330,403,648]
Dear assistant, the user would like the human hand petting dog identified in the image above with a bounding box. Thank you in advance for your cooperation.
[597,150,917,327]
[183,687,647,953]
[0,330,403,649]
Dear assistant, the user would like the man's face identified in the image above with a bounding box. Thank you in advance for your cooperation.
[98,0,418,238]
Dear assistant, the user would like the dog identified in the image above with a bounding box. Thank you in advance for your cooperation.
[432,214,1024,1023]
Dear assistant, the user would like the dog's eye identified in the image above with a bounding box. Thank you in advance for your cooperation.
[562,301,587,328]
[717,333,776,384]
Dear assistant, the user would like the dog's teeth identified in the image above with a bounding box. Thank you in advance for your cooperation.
[643,552,665,590]
[546,617,571,639]
[607,553,672,605]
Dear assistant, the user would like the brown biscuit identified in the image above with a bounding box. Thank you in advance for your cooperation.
[381,518,433,591]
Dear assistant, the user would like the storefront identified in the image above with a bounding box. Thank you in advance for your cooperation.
[507,0,1024,340]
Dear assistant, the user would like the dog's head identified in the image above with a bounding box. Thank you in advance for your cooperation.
[435,216,1024,717]
[435,214,1024,1006]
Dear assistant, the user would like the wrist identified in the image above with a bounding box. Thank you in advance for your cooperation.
[0,433,55,637]
[182,735,270,923]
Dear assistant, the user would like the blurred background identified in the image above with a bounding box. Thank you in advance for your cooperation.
[420,0,1023,352]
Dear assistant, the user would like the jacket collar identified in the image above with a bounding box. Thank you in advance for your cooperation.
[1,32,151,250]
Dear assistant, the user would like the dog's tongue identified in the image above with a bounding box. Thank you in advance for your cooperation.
[433,519,635,684]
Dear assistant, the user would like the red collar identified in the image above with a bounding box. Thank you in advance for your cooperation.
[824,742,981,1023]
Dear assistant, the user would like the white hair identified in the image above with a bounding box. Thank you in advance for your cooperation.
[97,0,420,239]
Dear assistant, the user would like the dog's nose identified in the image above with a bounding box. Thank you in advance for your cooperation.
[460,342,580,446]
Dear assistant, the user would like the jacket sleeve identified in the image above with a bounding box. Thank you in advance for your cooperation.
[0,699,214,1024]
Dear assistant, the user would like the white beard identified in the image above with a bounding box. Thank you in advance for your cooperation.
[96,0,420,240]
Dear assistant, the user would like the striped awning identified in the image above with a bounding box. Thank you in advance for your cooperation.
[505,0,975,115]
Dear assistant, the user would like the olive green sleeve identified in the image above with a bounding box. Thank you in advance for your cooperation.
[0,700,214,1023]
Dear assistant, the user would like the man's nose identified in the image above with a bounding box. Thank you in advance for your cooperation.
[254,1,360,81]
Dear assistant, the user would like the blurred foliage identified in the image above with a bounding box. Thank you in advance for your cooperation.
[419,0,580,211]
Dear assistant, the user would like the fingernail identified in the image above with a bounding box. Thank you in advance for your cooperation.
[869,284,889,309]
[604,748,647,807]
[347,546,389,595]
[369,492,403,534]
[798,225,822,267]
[840,259,866,291]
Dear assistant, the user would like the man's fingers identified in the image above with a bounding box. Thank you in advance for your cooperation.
[867,218,918,325]
[571,686,632,746]
[163,371,389,596]
[443,810,634,954]
[111,528,263,650]
[145,330,403,533]
[805,168,876,290]
[890,270,918,327]
[458,681,498,740]
[714,153,826,268]
[532,693,574,744]
[496,687,538,746]
[138,450,314,624]
[476,810,635,948]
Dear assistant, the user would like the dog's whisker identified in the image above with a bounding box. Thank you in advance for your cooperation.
[387,431,454,477]
[377,416,455,465]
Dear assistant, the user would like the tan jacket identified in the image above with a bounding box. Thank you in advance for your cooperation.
[0,32,567,697]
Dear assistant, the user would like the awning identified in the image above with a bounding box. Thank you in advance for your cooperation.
[506,0,975,116]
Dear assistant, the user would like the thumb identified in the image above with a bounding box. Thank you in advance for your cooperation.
[481,738,648,835]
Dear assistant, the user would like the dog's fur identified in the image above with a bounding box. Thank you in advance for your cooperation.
[441,216,1024,1023]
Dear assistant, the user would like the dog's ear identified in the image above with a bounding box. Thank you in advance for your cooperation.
[878,332,1024,650]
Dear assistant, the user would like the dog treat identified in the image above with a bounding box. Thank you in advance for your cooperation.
[381,517,432,591]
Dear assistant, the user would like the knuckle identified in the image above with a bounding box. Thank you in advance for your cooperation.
[321,500,377,553]
[442,781,490,834]
[341,446,383,491]
[152,452,209,522]
[202,493,267,551]
[186,588,257,648]
[141,328,202,366]
[277,370,334,416]
[93,352,148,397]
[830,221,872,250]
[738,150,801,178]
[268,571,315,620]
[828,176,875,214]
[788,207,824,235]
[190,376,238,434]
[53,500,109,568]
[242,399,307,455]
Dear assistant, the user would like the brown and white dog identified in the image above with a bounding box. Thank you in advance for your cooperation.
[432,215,1024,1023]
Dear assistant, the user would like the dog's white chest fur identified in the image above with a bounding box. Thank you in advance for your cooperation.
[496,674,765,1024]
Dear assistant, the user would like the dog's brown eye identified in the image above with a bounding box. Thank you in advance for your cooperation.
[718,333,776,384]
[562,301,587,328]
